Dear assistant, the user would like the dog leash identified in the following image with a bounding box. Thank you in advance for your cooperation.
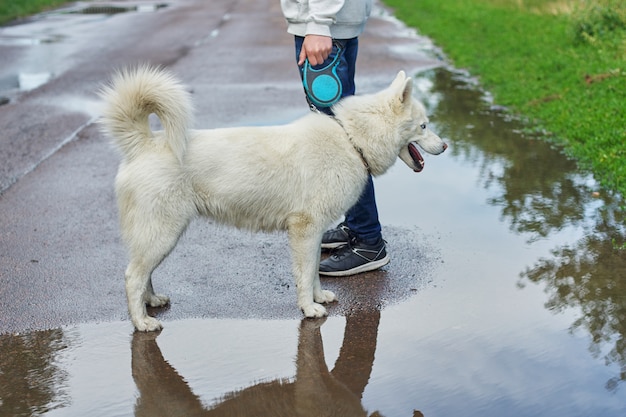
[330,115,371,174]
[301,40,370,173]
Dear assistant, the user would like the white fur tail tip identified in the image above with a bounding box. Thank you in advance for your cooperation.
[99,65,194,164]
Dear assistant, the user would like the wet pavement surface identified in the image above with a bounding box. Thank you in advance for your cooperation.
[0,1,625,416]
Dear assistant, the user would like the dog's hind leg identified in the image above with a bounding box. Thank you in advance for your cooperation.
[288,214,337,318]
[146,277,169,308]
[124,216,190,332]
[125,261,164,332]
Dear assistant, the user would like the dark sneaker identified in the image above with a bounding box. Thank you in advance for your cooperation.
[319,237,390,276]
[321,222,353,249]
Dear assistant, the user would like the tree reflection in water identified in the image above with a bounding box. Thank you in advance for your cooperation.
[424,67,626,391]
[520,208,626,392]
[0,329,69,415]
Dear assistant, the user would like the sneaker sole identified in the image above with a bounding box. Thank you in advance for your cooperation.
[319,254,390,277]
[320,241,348,250]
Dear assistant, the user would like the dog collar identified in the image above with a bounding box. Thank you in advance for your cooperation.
[331,116,371,174]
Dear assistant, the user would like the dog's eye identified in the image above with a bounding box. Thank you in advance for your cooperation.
[420,123,426,130]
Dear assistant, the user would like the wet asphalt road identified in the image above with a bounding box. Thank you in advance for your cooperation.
[0,0,443,333]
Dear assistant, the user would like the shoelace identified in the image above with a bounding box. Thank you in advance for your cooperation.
[330,237,385,261]
[329,238,357,260]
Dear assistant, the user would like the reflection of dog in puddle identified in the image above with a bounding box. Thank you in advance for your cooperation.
[131,314,424,416]
[100,66,447,332]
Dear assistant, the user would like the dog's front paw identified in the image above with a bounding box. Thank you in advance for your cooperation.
[133,316,163,332]
[301,302,328,318]
[315,289,337,304]
[147,293,170,308]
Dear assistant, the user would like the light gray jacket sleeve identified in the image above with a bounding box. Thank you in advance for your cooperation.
[305,0,345,36]
[281,0,372,39]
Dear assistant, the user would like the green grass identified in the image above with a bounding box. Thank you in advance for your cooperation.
[0,0,70,25]
[384,0,626,198]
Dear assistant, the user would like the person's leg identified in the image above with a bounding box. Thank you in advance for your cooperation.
[320,176,388,276]
[294,36,381,238]
[345,175,381,243]
[293,36,388,275]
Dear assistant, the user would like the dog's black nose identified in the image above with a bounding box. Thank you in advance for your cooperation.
[443,143,448,151]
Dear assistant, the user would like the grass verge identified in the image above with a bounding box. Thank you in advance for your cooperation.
[0,0,70,25]
[383,0,626,198]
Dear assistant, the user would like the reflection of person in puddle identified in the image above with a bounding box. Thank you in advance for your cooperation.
[131,312,422,416]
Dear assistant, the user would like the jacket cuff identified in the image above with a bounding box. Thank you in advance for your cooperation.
[305,21,332,37]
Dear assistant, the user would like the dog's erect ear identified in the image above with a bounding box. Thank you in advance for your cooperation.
[400,77,413,104]
[391,70,407,90]
[391,71,413,104]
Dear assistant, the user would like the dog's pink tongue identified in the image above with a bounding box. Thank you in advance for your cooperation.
[408,142,424,172]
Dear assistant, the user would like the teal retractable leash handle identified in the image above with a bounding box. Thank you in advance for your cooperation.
[301,40,345,109]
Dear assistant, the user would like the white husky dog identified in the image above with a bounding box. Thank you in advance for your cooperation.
[100,66,447,331]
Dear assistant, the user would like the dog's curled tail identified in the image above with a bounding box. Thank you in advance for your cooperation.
[99,65,193,164]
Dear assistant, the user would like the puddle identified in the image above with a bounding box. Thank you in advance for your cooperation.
[0,34,63,46]
[0,2,169,100]
[0,3,168,46]
[66,3,169,15]
[1,308,624,417]
[0,72,53,93]
[17,72,52,90]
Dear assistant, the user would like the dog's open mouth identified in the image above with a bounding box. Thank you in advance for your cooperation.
[408,142,424,172]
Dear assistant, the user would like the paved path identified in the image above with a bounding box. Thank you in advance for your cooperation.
[0,0,442,333]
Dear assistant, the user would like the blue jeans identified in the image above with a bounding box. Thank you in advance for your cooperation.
[294,36,382,243]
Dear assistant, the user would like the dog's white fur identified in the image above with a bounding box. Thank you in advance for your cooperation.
[100,66,447,331]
